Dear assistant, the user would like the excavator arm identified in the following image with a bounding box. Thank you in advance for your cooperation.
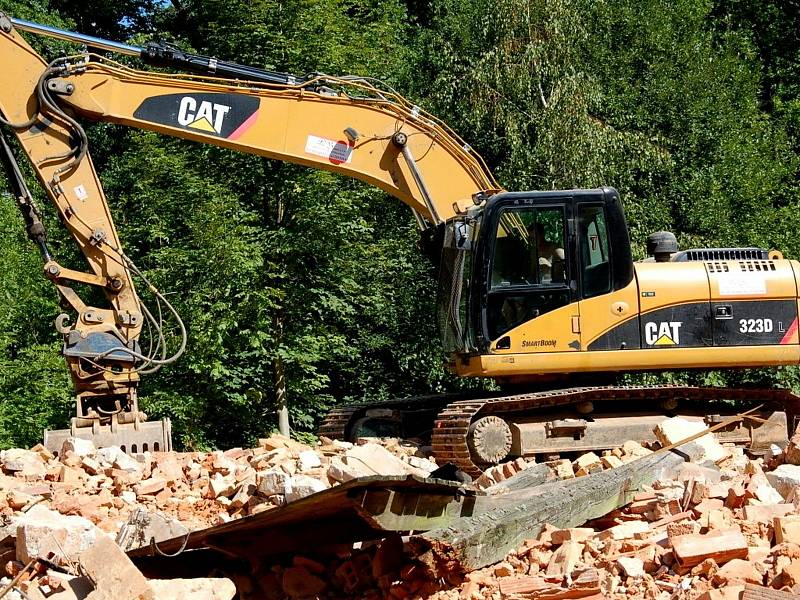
[7,17,499,224]
[0,14,499,451]
[0,16,158,451]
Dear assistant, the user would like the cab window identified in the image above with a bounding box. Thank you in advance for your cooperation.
[490,207,566,288]
[579,205,611,298]
[487,206,568,338]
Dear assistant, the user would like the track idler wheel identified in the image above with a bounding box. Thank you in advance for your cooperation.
[467,415,512,465]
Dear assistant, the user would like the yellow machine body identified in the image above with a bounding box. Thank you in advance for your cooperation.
[461,260,800,379]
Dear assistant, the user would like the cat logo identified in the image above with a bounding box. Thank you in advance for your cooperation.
[644,321,682,346]
[177,97,231,134]
[134,93,260,139]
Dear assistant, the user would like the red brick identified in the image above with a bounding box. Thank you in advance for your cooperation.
[134,478,167,496]
[711,559,762,586]
[692,498,724,516]
[671,528,748,568]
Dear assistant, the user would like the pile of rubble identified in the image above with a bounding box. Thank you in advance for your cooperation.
[0,433,439,532]
[0,434,439,598]
[1,416,800,599]
[424,417,800,600]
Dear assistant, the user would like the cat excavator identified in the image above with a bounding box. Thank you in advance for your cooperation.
[0,15,797,475]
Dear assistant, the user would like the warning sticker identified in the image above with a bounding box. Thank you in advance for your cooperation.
[74,184,88,201]
[305,135,353,165]
[717,274,767,296]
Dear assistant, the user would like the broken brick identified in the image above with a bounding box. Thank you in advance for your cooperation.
[671,528,748,568]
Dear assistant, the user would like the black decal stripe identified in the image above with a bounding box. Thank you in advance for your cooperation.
[642,302,712,348]
[589,301,713,351]
[133,93,260,138]
[712,300,797,346]
[587,316,640,351]
[587,299,799,351]
[588,300,715,352]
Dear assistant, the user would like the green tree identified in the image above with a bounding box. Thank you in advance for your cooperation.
[411,0,798,252]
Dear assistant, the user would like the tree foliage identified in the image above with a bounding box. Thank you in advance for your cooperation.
[412,0,798,253]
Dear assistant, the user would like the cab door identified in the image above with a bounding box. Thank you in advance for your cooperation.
[482,202,579,353]
[576,202,641,351]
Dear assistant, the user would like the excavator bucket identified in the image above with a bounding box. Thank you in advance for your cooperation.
[43,417,172,456]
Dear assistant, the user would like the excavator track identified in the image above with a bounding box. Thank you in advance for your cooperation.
[318,406,362,440]
[317,392,491,441]
[320,385,799,479]
[431,385,800,478]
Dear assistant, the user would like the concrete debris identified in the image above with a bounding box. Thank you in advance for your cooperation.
[297,449,322,472]
[1,449,47,479]
[256,468,290,496]
[79,534,153,600]
[3,419,800,599]
[284,474,329,502]
[326,441,435,483]
[59,438,96,458]
[617,556,646,578]
[327,455,370,482]
[344,443,431,478]
[654,416,732,464]
[15,505,99,566]
[96,446,143,474]
[765,463,800,499]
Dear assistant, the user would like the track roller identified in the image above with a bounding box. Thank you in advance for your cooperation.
[467,415,512,465]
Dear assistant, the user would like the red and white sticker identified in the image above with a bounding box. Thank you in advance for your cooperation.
[305,135,353,165]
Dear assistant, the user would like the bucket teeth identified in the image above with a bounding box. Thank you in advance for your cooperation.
[43,417,172,456]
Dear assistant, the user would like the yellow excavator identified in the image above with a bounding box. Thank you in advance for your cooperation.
[0,15,797,475]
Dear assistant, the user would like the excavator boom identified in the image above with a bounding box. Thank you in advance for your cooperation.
[8,15,500,225]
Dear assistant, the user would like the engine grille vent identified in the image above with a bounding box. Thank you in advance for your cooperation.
[738,260,776,272]
[705,262,730,273]
[674,248,769,262]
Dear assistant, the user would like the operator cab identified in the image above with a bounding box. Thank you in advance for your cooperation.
[438,187,633,354]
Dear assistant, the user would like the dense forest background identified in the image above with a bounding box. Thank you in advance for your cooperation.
[0,0,797,449]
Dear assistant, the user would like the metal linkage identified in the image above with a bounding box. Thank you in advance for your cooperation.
[10,17,142,55]
[9,17,309,87]
[0,128,51,261]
